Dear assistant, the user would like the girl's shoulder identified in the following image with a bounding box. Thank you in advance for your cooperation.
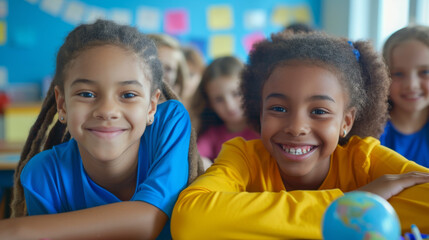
[21,139,80,181]
[156,100,189,120]
[335,136,381,160]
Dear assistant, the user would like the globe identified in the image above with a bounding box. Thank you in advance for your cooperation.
[322,191,401,240]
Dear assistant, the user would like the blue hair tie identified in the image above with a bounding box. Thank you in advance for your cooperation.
[347,41,360,62]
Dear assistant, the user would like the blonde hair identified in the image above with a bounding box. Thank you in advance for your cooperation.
[149,34,190,98]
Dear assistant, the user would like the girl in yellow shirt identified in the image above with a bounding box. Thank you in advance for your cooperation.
[171,31,429,239]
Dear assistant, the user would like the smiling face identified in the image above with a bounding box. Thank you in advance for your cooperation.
[55,45,160,165]
[158,46,181,87]
[260,63,355,189]
[389,39,429,116]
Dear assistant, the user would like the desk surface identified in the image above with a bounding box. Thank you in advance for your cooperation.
[0,140,24,154]
[0,153,19,170]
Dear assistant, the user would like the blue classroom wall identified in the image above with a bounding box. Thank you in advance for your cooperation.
[0,0,321,101]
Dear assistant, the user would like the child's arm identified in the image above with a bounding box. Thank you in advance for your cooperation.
[356,146,429,233]
[172,184,342,239]
[0,201,167,240]
[171,139,343,239]
[357,171,429,199]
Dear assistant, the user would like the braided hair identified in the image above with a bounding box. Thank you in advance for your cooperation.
[11,19,203,217]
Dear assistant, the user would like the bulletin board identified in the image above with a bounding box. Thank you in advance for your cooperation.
[0,0,321,99]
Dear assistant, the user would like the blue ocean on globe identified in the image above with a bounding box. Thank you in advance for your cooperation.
[322,191,401,240]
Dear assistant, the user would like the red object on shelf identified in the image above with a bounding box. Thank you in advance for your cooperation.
[0,92,10,115]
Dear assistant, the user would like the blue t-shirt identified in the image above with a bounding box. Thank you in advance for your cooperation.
[21,100,191,240]
[380,120,429,167]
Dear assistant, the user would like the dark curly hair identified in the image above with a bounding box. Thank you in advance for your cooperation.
[241,31,390,145]
[11,19,163,217]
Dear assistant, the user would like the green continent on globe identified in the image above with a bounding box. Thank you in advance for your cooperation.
[336,197,375,232]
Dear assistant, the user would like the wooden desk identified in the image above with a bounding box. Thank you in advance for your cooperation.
[0,140,24,154]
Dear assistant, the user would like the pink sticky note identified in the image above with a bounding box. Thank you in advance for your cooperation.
[243,32,265,53]
[164,9,189,35]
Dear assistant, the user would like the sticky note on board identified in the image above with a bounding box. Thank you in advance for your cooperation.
[40,0,64,16]
[244,9,266,29]
[0,0,8,18]
[86,7,107,23]
[293,5,312,24]
[271,6,292,26]
[209,34,234,58]
[0,21,6,45]
[164,9,189,35]
[137,7,160,32]
[243,32,265,53]
[207,5,233,30]
[63,1,85,25]
[111,9,132,25]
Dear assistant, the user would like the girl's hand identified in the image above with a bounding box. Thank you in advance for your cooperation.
[356,171,429,199]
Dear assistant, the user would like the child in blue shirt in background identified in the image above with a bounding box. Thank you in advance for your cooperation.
[380,25,429,167]
[0,19,199,240]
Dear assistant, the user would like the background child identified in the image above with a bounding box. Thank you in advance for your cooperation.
[0,20,201,240]
[380,25,429,167]
[192,56,259,165]
[182,46,205,110]
[149,34,189,102]
[171,31,429,239]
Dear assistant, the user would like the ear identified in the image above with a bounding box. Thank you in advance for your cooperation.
[341,107,356,137]
[147,89,161,126]
[54,86,67,123]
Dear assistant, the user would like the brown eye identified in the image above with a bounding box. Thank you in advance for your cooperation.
[78,92,95,98]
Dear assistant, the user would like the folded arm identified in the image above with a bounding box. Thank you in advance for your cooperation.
[0,201,167,240]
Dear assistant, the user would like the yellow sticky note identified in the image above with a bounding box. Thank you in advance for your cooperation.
[208,5,233,30]
[271,6,292,26]
[5,104,41,142]
[209,35,234,58]
[293,5,312,24]
[0,21,6,45]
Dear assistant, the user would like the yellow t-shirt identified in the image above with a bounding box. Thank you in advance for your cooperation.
[171,136,429,239]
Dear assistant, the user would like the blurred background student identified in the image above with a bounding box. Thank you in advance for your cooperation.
[192,56,259,169]
[283,22,315,33]
[380,25,429,167]
[149,34,189,101]
[182,46,206,111]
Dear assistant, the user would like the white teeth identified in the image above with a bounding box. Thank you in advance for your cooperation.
[281,145,311,155]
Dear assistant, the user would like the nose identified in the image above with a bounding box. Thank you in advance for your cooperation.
[404,71,420,90]
[284,111,310,137]
[224,95,239,112]
[93,97,120,120]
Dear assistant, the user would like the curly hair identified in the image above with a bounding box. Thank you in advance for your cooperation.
[11,19,164,217]
[192,56,244,136]
[241,31,390,145]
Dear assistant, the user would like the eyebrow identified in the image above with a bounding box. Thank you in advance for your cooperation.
[309,95,336,103]
[265,93,289,101]
[70,78,95,87]
[70,79,143,87]
[119,80,143,87]
[265,93,335,103]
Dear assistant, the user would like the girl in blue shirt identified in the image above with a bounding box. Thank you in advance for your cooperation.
[380,25,429,167]
[0,19,201,239]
